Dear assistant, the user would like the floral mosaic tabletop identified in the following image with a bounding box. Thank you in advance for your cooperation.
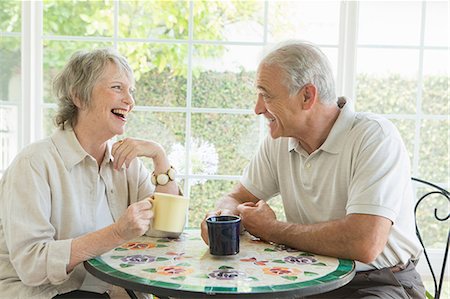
[85,229,355,298]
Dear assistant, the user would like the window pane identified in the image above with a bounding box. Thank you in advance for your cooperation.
[192,44,259,109]
[43,108,56,137]
[119,1,189,40]
[422,50,450,115]
[43,0,113,36]
[0,1,21,32]
[0,36,20,175]
[321,47,339,83]
[118,42,188,107]
[43,40,113,103]
[0,106,18,173]
[0,37,21,102]
[424,1,449,47]
[268,1,340,44]
[358,1,422,46]
[390,119,415,164]
[124,111,186,172]
[193,0,264,42]
[355,48,418,114]
[191,113,259,176]
[188,179,237,227]
[419,119,449,183]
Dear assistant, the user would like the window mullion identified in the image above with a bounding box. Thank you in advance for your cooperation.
[22,1,43,146]
[337,1,358,107]
[412,1,427,178]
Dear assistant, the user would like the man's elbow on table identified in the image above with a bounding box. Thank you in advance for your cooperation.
[350,227,391,264]
[343,214,392,264]
[353,238,386,264]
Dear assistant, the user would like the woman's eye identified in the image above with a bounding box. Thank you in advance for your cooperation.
[112,85,121,90]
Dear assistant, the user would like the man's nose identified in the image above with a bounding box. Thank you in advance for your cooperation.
[254,94,266,115]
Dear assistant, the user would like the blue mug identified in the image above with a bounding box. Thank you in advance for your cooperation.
[206,215,241,256]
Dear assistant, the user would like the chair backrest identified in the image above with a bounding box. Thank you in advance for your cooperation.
[412,177,450,299]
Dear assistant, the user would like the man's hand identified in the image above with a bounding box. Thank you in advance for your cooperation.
[237,200,277,241]
[113,199,153,242]
[200,209,235,244]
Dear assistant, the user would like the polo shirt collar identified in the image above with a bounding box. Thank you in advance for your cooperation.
[320,97,355,154]
[51,127,114,170]
[288,137,299,152]
[287,97,356,155]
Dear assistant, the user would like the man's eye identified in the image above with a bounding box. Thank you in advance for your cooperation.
[112,85,121,90]
[262,94,271,101]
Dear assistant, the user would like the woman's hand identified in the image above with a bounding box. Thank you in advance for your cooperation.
[113,199,153,241]
[112,138,165,170]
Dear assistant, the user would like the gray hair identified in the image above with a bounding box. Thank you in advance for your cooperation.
[53,48,134,129]
[260,40,336,105]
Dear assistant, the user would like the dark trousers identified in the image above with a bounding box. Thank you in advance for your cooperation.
[303,261,425,299]
[53,290,110,299]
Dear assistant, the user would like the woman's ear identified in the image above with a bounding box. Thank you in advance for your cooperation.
[70,90,83,109]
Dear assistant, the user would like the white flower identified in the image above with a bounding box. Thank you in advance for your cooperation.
[169,138,219,185]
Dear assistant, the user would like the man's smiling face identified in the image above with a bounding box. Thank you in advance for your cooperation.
[254,63,304,139]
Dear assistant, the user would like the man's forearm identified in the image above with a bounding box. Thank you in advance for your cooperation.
[266,214,391,263]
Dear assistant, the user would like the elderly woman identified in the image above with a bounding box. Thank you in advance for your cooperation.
[0,48,179,298]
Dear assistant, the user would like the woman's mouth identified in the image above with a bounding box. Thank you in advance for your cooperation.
[111,108,128,121]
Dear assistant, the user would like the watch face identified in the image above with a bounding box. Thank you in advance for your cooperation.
[157,173,170,185]
[167,168,176,180]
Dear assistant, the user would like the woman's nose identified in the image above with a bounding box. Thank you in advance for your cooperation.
[123,92,135,107]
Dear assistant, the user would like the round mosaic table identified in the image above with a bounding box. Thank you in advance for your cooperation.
[84,229,355,298]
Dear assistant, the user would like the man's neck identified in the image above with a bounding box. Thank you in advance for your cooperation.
[297,104,341,154]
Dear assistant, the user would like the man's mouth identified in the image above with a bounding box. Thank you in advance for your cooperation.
[111,108,128,120]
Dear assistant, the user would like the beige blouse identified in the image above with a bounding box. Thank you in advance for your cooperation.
[0,127,154,298]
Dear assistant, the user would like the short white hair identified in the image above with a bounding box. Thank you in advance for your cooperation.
[260,40,336,105]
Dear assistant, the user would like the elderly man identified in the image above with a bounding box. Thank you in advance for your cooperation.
[201,41,425,299]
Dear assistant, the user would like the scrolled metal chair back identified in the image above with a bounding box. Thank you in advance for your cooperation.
[412,177,449,299]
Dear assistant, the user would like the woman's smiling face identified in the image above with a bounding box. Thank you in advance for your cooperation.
[76,62,135,140]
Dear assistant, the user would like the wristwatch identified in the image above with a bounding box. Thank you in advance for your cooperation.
[151,166,176,186]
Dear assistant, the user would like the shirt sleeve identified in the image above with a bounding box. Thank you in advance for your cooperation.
[346,121,411,223]
[135,159,154,202]
[240,136,280,200]
[1,155,72,286]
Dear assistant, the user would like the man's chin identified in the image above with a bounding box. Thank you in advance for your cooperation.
[269,130,281,139]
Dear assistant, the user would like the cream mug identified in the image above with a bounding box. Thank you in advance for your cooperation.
[146,192,189,235]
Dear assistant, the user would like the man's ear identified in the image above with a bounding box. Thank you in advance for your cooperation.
[300,84,317,110]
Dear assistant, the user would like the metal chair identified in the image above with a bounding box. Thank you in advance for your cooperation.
[412,177,450,299]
